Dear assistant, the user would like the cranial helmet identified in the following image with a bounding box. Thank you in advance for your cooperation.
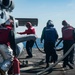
[26,22,32,26]
[47,20,52,25]
[26,22,32,27]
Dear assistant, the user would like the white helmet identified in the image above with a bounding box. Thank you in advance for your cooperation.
[0,10,9,25]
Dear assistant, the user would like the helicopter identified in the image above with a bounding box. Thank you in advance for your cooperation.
[0,0,37,74]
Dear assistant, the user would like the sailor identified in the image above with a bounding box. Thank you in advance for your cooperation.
[61,20,74,69]
[0,16,16,73]
[17,22,36,58]
[40,20,58,68]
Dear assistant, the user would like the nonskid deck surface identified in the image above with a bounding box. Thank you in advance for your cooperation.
[18,48,75,75]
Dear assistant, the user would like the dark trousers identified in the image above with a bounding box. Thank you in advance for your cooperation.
[63,40,74,67]
[26,40,35,57]
[44,41,58,64]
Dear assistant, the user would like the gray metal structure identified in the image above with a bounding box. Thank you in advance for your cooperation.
[16,18,38,26]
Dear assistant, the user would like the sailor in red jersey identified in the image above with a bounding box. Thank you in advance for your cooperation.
[17,22,36,58]
[0,21,16,73]
[61,20,74,69]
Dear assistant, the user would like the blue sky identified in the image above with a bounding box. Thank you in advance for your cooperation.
[11,0,75,37]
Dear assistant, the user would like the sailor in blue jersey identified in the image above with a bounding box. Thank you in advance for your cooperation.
[40,20,58,68]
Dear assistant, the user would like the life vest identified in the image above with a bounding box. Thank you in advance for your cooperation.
[0,28,10,45]
[62,26,74,40]
[19,26,35,35]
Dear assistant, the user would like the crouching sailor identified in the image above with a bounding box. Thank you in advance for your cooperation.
[0,22,16,74]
